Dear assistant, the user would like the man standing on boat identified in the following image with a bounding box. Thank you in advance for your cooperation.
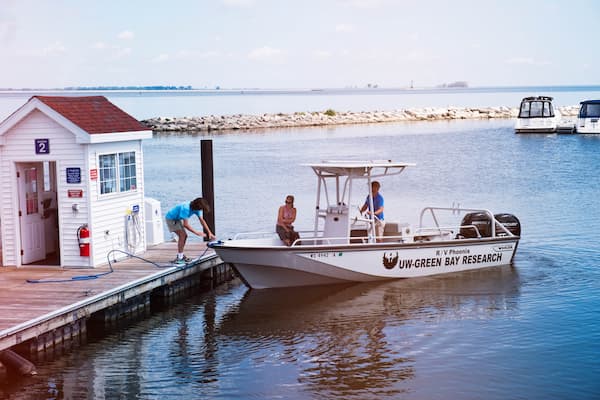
[360,181,385,240]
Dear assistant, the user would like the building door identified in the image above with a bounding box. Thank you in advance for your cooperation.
[17,162,46,264]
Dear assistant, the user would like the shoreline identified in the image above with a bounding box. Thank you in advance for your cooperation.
[141,105,580,133]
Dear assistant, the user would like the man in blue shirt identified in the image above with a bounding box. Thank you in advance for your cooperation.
[165,197,216,264]
[360,181,385,240]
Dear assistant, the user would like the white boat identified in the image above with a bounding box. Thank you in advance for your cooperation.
[576,100,600,134]
[514,96,561,133]
[210,160,521,289]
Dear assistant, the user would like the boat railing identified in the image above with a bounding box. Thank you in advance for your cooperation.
[418,206,515,238]
[291,236,352,246]
[233,230,323,241]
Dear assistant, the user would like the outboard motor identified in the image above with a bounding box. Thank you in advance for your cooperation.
[494,213,521,237]
[460,212,492,238]
[459,212,521,238]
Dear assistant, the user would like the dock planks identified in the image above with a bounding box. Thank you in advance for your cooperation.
[0,242,221,352]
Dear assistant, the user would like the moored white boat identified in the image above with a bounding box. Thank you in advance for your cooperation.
[210,161,521,289]
[514,96,560,133]
[576,99,600,133]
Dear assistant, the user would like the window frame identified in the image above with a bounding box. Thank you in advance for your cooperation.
[98,151,138,196]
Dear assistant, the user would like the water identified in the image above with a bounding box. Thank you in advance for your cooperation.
[2,94,600,398]
[2,85,600,121]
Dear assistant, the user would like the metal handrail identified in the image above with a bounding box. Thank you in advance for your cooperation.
[233,229,321,240]
[418,206,515,238]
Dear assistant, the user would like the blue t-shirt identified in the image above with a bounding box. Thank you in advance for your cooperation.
[364,193,384,220]
[165,203,201,220]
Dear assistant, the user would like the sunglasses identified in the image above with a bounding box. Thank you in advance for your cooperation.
[285,200,293,204]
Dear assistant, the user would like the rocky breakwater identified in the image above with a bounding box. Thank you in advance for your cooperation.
[141,105,580,133]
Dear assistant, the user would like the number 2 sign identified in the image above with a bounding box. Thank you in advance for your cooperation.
[35,138,50,154]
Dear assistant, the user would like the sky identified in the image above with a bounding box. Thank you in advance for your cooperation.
[1,0,599,89]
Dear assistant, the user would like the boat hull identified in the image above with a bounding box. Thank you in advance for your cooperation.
[212,237,519,289]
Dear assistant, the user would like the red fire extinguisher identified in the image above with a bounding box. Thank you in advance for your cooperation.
[78,224,90,257]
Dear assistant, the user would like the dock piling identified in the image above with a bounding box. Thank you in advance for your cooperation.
[201,139,215,239]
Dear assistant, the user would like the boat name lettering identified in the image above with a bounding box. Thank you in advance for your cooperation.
[462,253,502,264]
[398,257,442,269]
[391,252,503,270]
[437,248,470,256]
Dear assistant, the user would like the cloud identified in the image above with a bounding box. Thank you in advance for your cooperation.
[341,0,384,9]
[0,20,16,43]
[335,23,355,33]
[248,46,284,60]
[92,41,108,49]
[179,50,221,60]
[44,41,66,55]
[408,32,419,41]
[117,30,134,40]
[18,41,67,57]
[313,50,332,58]
[222,0,255,7]
[505,57,534,65]
[113,47,132,59]
[152,53,169,63]
[505,57,550,66]
[91,40,132,60]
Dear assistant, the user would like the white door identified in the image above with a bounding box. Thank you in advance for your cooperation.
[18,163,46,264]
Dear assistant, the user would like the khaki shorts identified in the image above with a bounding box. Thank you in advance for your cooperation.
[375,219,386,238]
[166,219,184,232]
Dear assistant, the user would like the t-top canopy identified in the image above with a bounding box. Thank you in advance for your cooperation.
[304,160,416,179]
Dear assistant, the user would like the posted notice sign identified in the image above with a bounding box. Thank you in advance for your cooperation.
[67,189,83,198]
[66,167,81,184]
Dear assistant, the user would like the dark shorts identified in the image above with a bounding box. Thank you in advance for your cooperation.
[276,224,300,243]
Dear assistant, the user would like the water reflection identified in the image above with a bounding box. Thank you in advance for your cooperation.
[0,266,521,399]
[216,266,521,398]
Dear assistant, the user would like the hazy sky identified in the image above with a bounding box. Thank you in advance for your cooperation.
[1,0,598,89]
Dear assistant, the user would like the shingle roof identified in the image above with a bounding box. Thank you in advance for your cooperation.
[33,95,148,134]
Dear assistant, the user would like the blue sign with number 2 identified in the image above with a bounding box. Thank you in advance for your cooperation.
[35,139,50,154]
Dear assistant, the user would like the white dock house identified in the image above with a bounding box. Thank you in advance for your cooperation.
[0,96,154,268]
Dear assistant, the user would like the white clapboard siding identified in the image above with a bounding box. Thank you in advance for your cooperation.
[0,98,152,268]
[0,111,87,266]
[87,140,147,266]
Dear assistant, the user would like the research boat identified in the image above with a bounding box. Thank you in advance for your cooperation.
[514,96,561,133]
[210,160,521,289]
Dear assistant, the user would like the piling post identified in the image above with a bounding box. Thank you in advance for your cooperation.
[201,139,215,239]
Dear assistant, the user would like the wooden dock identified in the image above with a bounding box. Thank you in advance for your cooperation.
[0,242,229,360]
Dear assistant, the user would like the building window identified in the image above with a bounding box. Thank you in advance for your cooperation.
[99,151,137,195]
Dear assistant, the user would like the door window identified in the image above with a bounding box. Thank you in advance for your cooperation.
[25,167,38,215]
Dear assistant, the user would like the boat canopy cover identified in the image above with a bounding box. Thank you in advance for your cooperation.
[305,160,416,178]
[522,96,553,102]
[579,99,600,105]
[578,100,600,118]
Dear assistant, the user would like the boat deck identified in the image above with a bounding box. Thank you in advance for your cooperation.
[0,242,224,353]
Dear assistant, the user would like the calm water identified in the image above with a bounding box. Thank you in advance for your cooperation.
[2,85,600,120]
[2,118,600,399]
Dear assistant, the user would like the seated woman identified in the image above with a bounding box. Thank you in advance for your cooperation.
[276,195,300,246]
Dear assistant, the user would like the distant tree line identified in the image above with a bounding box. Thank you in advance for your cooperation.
[63,85,193,91]
[436,81,469,88]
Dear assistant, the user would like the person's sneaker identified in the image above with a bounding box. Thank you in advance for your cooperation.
[172,257,185,265]
[181,255,193,263]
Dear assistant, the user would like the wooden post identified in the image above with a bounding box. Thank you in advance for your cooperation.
[201,140,215,239]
